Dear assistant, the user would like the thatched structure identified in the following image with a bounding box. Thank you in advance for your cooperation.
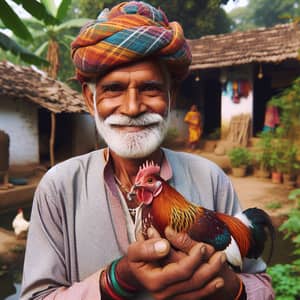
[188,23,300,70]
[0,61,88,166]
[0,61,87,113]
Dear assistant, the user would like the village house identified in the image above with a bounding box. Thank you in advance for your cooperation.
[172,22,300,142]
[0,61,94,170]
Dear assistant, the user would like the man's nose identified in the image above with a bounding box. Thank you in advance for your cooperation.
[121,87,145,116]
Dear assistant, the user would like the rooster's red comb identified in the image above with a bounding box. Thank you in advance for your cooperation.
[135,161,160,183]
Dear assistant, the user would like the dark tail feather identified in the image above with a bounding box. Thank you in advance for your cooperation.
[243,207,275,262]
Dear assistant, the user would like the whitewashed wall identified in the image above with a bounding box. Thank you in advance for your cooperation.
[221,67,253,138]
[0,97,39,166]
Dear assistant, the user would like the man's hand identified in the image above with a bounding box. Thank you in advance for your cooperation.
[163,226,241,300]
[118,227,240,300]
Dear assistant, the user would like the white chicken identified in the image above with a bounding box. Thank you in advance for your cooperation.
[12,208,30,238]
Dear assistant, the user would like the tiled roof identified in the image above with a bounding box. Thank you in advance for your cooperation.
[188,23,300,70]
[0,61,87,113]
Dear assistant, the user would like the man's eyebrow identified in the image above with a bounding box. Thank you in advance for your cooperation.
[139,80,165,88]
[99,81,125,88]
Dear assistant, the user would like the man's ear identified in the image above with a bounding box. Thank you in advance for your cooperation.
[82,83,95,116]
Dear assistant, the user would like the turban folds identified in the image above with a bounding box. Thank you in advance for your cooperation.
[71,1,192,83]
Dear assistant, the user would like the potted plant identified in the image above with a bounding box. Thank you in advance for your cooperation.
[280,143,299,188]
[269,138,285,184]
[228,147,252,177]
[253,132,273,178]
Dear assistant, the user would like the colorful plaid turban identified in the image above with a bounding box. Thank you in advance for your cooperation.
[71,1,192,83]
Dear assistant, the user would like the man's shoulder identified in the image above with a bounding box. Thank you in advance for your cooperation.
[163,148,221,171]
[41,149,104,184]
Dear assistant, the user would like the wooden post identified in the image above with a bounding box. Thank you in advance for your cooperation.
[50,112,56,167]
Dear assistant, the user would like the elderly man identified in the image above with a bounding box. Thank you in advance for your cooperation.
[21,2,274,300]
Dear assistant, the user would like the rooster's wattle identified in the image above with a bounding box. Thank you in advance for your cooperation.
[132,161,275,269]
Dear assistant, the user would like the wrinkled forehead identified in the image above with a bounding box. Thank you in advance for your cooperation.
[94,59,172,88]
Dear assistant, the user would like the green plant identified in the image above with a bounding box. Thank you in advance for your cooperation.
[255,131,273,172]
[270,77,300,144]
[267,188,300,299]
[268,137,286,173]
[280,143,300,176]
[267,264,300,300]
[228,147,252,168]
[265,201,282,210]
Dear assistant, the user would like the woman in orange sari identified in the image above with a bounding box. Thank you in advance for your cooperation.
[184,104,202,149]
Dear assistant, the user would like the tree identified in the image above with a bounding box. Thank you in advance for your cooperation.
[230,0,300,31]
[0,0,58,66]
[21,0,90,80]
[75,0,233,38]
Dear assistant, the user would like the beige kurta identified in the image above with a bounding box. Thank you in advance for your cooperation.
[21,148,273,299]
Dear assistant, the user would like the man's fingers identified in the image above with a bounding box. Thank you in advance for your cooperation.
[147,226,162,239]
[128,238,170,263]
[165,226,215,257]
[154,251,227,299]
[165,227,197,253]
[169,277,224,300]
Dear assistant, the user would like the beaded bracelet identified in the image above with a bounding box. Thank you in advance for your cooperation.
[108,259,135,298]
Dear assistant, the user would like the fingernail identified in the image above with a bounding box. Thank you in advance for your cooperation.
[215,280,224,289]
[154,241,168,254]
[220,253,227,264]
[165,226,175,237]
[147,227,154,238]
[200,246,206,255]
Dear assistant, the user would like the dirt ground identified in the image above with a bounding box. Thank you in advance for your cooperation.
[229,175,293,226]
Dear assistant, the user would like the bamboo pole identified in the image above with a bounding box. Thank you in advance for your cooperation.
[50,112,56,167]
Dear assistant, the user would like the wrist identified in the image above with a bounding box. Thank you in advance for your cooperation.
[115,256,143,291]
[100,257,142,299]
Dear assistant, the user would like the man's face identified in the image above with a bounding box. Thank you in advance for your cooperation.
[85,60,171,158]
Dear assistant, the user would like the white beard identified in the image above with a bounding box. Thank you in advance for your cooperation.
[92,89,170,158]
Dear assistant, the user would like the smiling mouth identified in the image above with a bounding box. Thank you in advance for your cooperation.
[110,123,158,132]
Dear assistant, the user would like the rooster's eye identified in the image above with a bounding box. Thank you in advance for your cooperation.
[147,177,153,183]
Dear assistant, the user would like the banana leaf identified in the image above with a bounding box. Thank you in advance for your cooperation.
[0,32,48,66]
[13,0,58,25]
[0,1,32,40]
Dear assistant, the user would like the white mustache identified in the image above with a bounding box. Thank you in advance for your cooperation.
[104,113,164,127]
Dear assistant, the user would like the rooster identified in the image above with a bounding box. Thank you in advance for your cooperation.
[12,208,30,239]
[132,161,275,269]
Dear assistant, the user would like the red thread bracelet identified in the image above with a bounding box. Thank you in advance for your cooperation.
[234,277,244,300]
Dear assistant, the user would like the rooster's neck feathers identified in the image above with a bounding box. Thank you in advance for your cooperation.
[150,181,204,233]
[170,205,199,232]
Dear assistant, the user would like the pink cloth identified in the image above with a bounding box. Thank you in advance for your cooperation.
[264,105,280,128]
[44,271,101,299]
[240,273,275,300]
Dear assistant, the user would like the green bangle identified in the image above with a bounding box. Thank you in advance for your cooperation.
[109,258,134,298]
